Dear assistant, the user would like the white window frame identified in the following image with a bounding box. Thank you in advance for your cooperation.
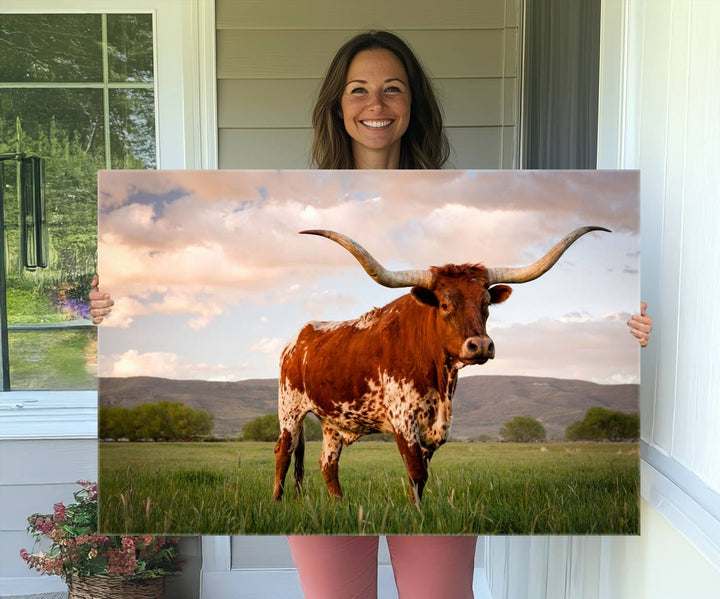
[0,0,217,440]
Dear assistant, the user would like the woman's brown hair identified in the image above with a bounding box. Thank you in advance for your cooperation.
[311,31,449,170]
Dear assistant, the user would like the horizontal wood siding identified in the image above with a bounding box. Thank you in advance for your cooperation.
[219,78,517,128]
[216,0,521,170]
[218,30,513,79]
[0,439,97,581]
[216,0,518,30]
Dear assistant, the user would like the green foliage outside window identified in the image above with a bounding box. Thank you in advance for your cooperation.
[0,13,156,390]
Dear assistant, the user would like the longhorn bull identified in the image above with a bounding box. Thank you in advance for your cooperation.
[272,226,609,503]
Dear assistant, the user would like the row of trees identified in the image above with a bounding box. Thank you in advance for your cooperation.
[99,402,213,441]
[100,404,638,443]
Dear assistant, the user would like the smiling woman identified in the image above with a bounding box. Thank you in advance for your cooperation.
[311,30,448,170]
[340,49,412,168]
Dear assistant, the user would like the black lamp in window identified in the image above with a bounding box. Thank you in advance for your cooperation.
[19,155,49,270]
[0,152,48,271]
[0,152,47,390]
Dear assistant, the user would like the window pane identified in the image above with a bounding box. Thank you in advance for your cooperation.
[1,88,103,285]
[2,89,102,390]
[107,14,154,83]
[110,89,157,169]
[0,12,156,391]
[8,329,97,390]
[0,89,106,162]
[0,14,103,82]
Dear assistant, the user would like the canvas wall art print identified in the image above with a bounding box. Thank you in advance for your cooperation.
[97,169,640,536]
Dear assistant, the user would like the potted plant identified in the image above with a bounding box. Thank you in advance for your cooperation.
[20,481,182,598]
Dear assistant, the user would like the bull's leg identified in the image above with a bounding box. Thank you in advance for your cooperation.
[272,405,306,501]
[293,430,305,497]
[319,424,344,499]
[393,432,429,504]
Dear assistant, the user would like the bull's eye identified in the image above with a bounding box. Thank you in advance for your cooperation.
[441,303,449,311]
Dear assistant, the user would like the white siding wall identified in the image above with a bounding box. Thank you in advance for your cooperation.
[0,391,97,599]
[216,0,522,169]
[485,1,720,597]
[624,0,720,492]
[0,442,96,594]
[620,0,720,579]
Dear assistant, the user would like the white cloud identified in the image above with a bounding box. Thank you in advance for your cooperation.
[302,289,356,320]
[250,337,286,355]
[475,314,639,384]
[98,171,640,383]
[102,349,244,381]
[99,296,149,329]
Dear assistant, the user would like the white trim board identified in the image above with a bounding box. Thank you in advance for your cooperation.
[641,450,720,568]
[0,392,97,440]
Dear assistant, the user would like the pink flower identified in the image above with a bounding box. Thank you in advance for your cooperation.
[121,537,135,550]
[53,503,66,522]
[75,480,98,501]
[34,518,54,534]
[107,548,137,576]
[19,548,29,562]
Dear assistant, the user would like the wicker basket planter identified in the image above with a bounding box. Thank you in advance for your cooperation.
[67,575,165,599]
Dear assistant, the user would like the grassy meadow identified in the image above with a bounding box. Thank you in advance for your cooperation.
[98,441,639,536]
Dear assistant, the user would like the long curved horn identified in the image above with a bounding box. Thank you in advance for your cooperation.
[300,230,435,288]
[486,226,611,284]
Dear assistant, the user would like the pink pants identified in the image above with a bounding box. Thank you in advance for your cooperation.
[287,536,476,599]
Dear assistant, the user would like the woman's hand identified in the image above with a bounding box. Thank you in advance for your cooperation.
[628,301,652,348]
[89,275,114,324]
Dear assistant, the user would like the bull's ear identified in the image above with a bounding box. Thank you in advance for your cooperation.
[489,285,512,305]
[411,286,438,307]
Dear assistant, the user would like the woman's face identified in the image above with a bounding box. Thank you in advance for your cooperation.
[340,49,411,166]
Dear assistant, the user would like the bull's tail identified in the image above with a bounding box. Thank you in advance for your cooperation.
[293,427,305,497]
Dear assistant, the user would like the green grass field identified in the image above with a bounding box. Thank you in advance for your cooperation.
[98,441,639,536]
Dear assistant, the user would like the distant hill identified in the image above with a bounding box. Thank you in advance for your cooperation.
[99,375,638,440]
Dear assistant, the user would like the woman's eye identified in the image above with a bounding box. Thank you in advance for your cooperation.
[385,86,402,93]
[349,87,367,94]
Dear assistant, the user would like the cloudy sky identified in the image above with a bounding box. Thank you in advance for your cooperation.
[98,169,640,384]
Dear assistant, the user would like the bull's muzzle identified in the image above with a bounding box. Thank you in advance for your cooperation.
[460,336,495,364]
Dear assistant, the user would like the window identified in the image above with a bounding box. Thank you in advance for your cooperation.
[0,13,156,390]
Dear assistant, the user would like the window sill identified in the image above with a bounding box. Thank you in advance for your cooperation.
[0,391,97,440]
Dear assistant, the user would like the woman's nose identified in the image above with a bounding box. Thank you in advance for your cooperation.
[366,89,385,110]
